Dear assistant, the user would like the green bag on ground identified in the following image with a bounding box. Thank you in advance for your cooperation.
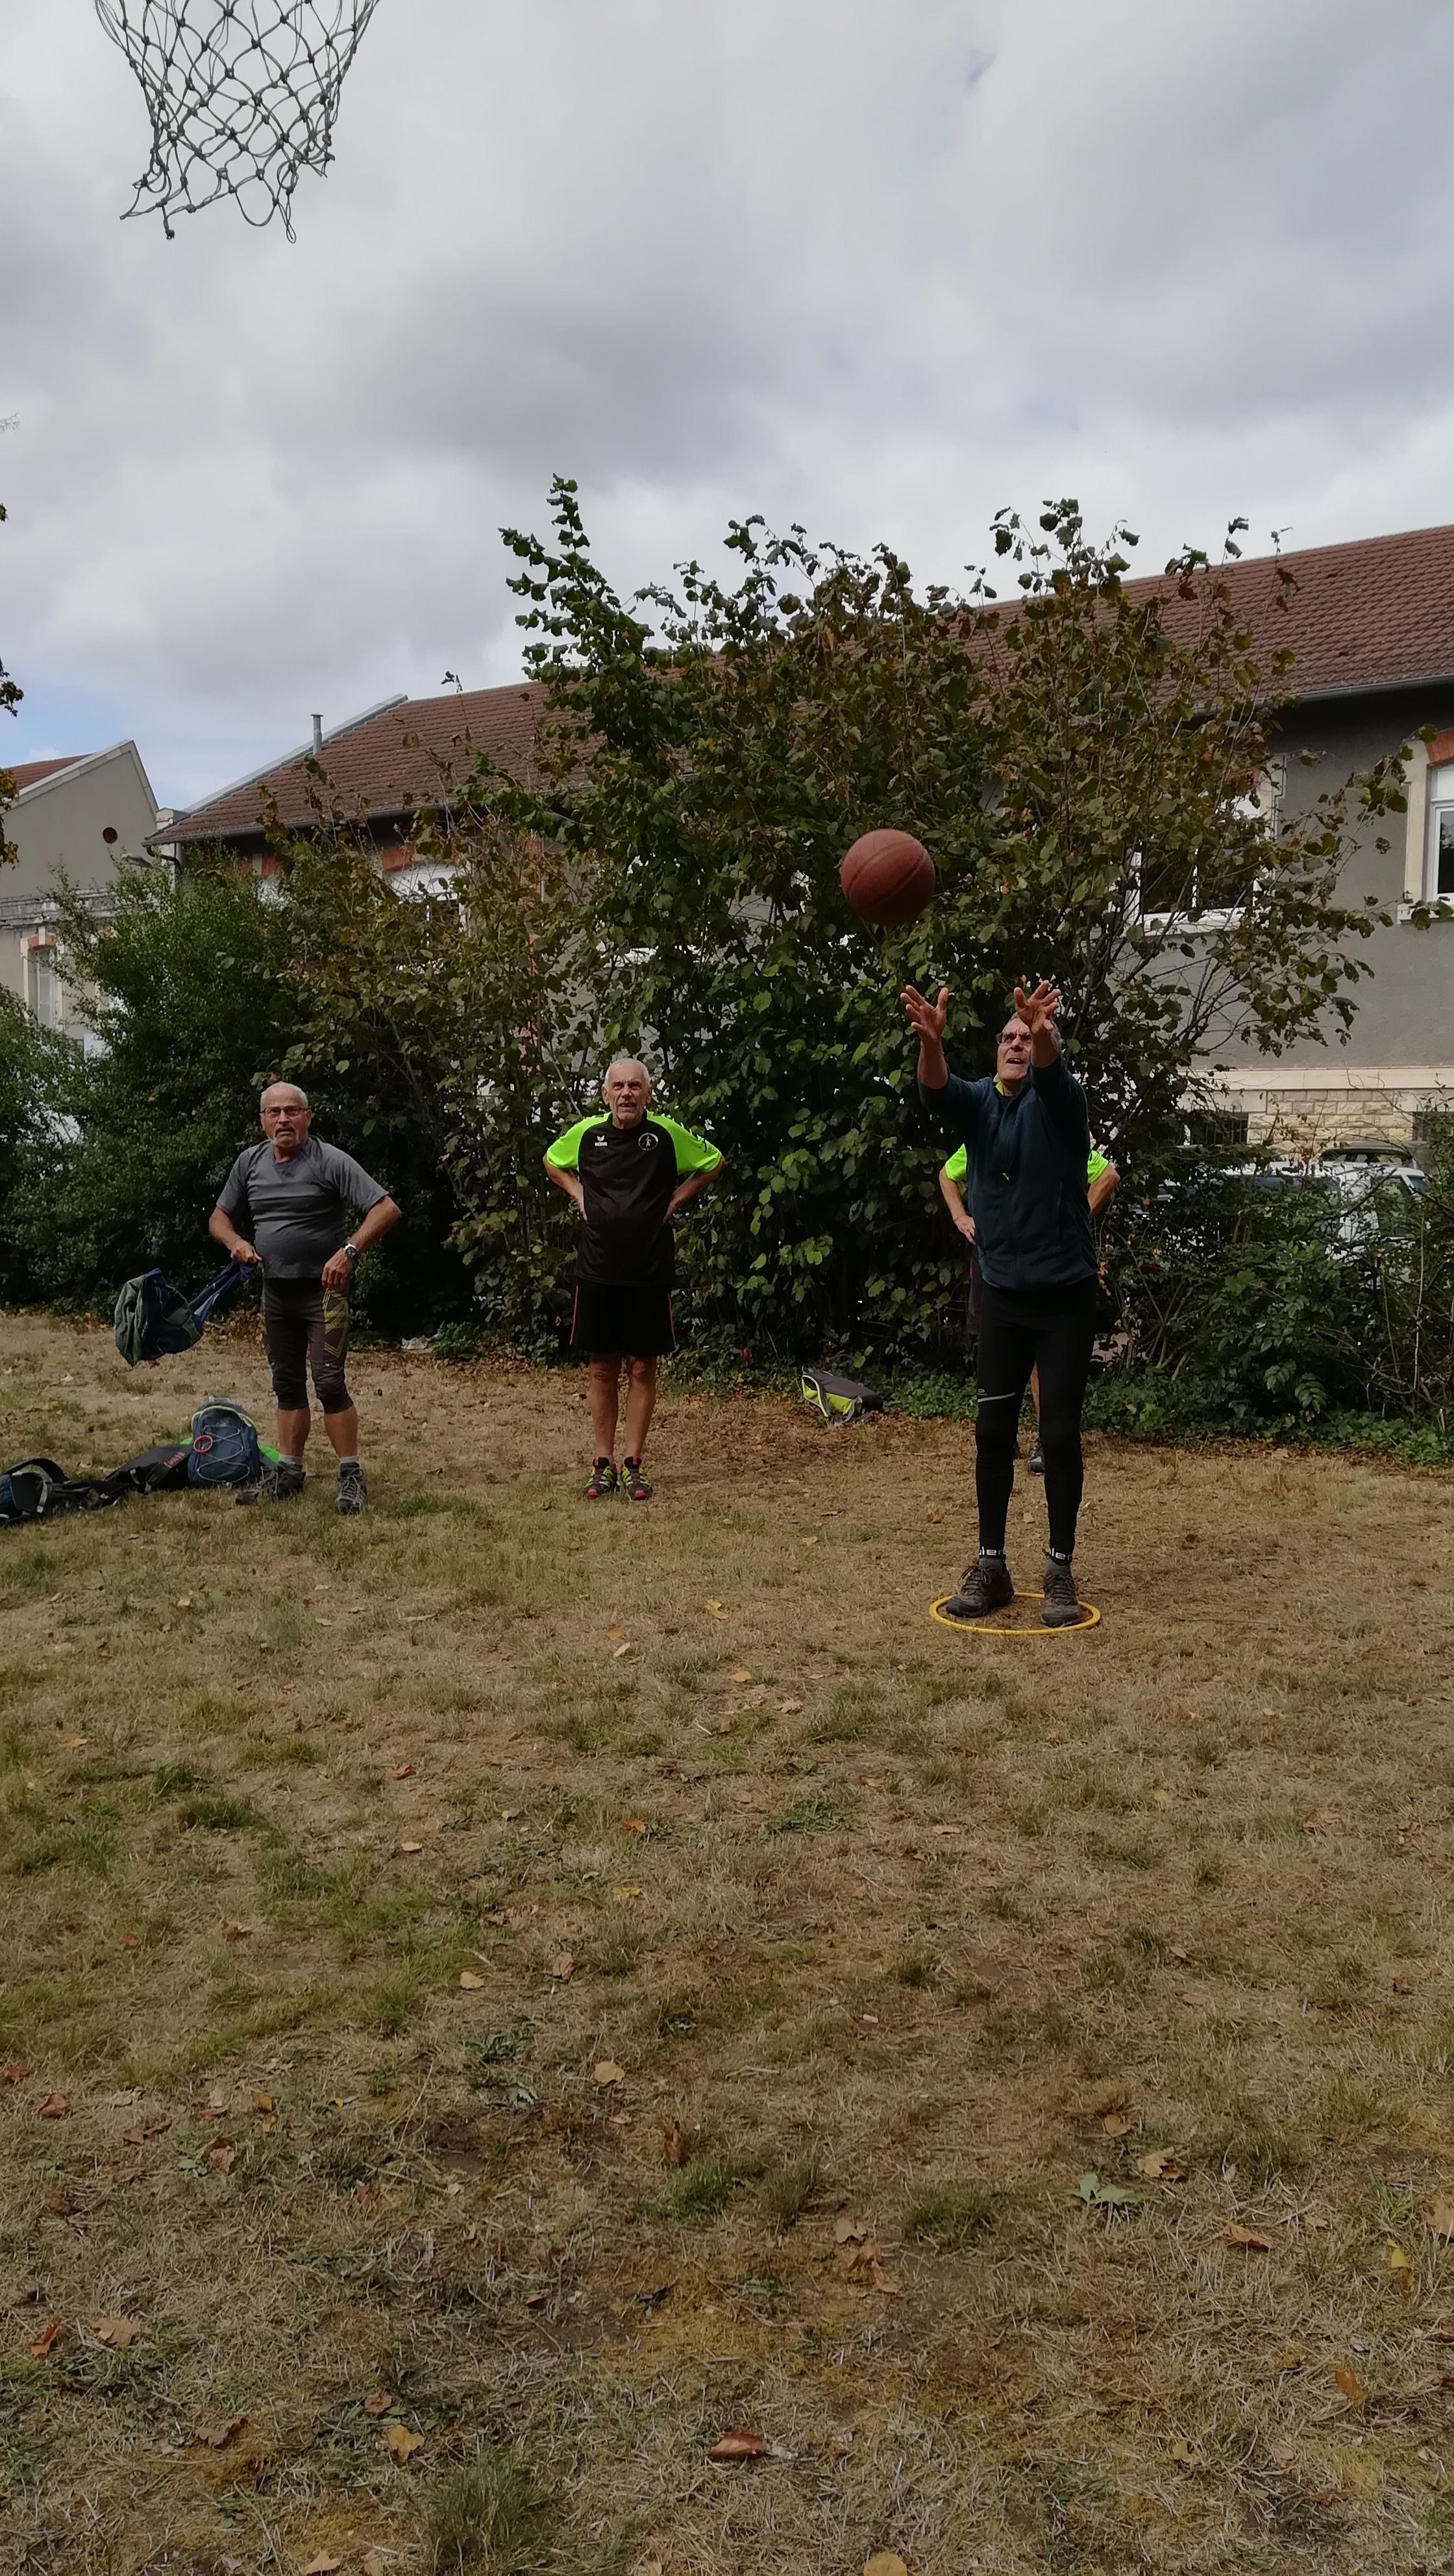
[799,1368,887,1426]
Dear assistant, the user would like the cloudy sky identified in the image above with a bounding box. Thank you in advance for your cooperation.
[3,0,1452,808]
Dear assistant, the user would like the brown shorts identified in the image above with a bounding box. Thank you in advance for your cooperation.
[262,1279,351,1413]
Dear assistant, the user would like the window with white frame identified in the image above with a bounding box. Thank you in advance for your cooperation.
[27,941,60,1030]
[1425,763,1454,899]
[1139,763,1283,926]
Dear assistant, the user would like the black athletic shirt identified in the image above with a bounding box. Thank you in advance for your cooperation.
[920,1050,1096,1293]
[544,1113,722,1285]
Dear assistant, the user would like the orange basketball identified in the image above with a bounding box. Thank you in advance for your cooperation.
[840,828,936,928]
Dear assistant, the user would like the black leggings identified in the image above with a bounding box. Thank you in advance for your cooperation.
[975,1277,1096,1557]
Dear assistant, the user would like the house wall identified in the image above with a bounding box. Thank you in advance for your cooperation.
[1211,684,1454,1148]
[0,746,159,1032]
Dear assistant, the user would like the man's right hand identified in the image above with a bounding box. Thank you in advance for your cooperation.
[902,983,948,1043]
[230,1239,262,1266]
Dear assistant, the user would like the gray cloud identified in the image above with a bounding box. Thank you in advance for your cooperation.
[3,0,1453,802]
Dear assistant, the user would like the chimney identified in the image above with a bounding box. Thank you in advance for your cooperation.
[311,713,323,757]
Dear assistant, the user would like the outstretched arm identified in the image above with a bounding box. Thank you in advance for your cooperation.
[902,983,950,1089]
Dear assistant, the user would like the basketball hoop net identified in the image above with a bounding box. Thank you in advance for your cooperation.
[94,1,382,241]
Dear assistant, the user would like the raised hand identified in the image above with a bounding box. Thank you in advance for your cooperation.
[1013,979,1060,1042]
[902,983,949,1042]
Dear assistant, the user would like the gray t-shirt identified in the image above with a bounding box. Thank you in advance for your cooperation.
[217,1136,389,1280]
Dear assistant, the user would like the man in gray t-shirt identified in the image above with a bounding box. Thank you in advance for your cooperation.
[210,1083,400,1516]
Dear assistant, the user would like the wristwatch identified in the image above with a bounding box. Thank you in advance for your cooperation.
[342,1241,360,1263]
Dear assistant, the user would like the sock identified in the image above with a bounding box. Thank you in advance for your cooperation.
[336,1455,360,1471]
[280,1454,304,1470]
[1048,1546,1074,1565]
[978,1544,1007,1563]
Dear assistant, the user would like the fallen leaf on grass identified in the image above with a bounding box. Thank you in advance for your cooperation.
[58,1733,86,1748]
[299,2556,343,2575]
[195,2414,247,2449]
[779,1698,804,1713]
[382,2423,425,2464]
[550,1953,575,1981]
[703,1599,726,1618]
[92,2315,142,2347]
[203,2139,235,2174]
[1393,1974,1413,1994]
[1429,2322,1454,2342]
[459,1971,486,1990]
[3,2064,28,2083]
[1224,2225,1272,2251]
[1136,2151,1187,2182]
[397,1840,424,1855]
[1169,1944,1190,1964]
[1388,2238,1415,2292]
[604,1625,624,1641]
[175,1595,192,1610]
[1100,2112,1132,2138]
[1423,2197,1454,2240]
[1335,2366,1367,2406]
[28,2320,61,2358]
[663,2125,684,2166]
[121,1933,140,1949]
[1168,2438,1207,2468]
[835,2216,870,2243]
[36,2094,68,2118]
[1078,2170,1142,2211]
[708,2429,767,2460]
[221,1920,252,1942]
[594,2060,626,2087]
[865,2555,911,2576]
[42,2190,73,2216]
[364,2390,394,2416]
[613,1885,643,1902]
[393,1763,415,1779]
[253,2093,273,2114]
[731,1668,752,1684]
[621,1817,647,1835]
[842,2239,898,2292]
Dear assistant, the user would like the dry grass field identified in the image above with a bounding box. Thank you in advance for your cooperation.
[2,1309,1454,2576]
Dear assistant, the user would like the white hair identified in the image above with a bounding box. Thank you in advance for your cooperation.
[604,1056,651,1087]
[261,1082,309,1109]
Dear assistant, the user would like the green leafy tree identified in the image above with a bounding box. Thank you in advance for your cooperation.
[476,480,1403,1362]
[17,854,302,1299]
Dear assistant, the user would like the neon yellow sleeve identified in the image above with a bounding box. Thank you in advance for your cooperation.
[1087,1148,1111,1184]
[544,1117,602,1173]
[656,1115,723,1177]
[943,1144,968,1186]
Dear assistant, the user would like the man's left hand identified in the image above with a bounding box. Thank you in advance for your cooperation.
[1013,979,1061,1042]
[321,1250,354,1291]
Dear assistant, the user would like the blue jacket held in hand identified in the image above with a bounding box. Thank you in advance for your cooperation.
[920,1049,1096,1293]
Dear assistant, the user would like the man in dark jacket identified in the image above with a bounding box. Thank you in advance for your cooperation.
[904,978,1095,1626]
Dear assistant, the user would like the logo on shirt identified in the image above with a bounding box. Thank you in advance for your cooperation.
[638,1131,659,1150]
[591,1130,610,1149]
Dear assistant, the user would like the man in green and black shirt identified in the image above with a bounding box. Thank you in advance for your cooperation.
[545,1058,724,1500]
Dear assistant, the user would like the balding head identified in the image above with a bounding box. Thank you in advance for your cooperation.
[260,1082,312,1158]
[602,1057,652,1130]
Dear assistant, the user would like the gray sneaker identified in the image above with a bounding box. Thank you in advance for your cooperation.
[1041,1557,1081,1627]
[235,1459,305,1507]
[942,1557,1015,1622]
[335,1461,367,1518]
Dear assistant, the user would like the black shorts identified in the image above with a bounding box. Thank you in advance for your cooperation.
[570,1278,675,1358]
[263,1279,351,1413]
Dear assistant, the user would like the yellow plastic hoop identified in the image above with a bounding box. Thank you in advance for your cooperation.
[930,1589,1101,1637]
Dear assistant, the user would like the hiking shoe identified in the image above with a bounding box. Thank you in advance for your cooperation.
[585,1457,618,1500]
[235,1459,305,1507]
[621,1455,653,1502]
[941,1557,1015,1621]
[1041,1557,1081,1627]
[335,1462,367,1518]
[1027,1433,1045,1476]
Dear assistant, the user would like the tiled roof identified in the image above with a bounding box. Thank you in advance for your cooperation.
[162,683,547,846]
[7,756,86,791]
[1118,520,1454,697]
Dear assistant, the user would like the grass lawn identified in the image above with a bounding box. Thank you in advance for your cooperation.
[1,1309,1453,2576]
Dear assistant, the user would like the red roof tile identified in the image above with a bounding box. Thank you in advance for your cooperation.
[164,683,547,845]
[7,756,86,791]
[1116,520,1454,697]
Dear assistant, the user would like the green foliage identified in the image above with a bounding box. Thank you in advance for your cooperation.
[477,481,1401,1360]
[10,854,301,1302]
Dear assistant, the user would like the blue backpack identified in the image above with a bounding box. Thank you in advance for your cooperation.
[187,1402,262,1489]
